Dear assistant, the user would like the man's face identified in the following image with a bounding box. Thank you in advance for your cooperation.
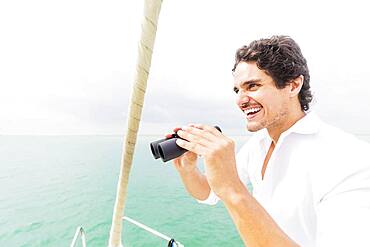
[233,62,291,133]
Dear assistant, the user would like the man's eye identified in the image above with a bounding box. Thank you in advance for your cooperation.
[233,87,239,94]
[248,83,258,90]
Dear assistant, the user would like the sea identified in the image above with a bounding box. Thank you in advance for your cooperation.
[1,135,369,247]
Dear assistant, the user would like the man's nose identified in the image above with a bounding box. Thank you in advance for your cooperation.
[236,90,251,106]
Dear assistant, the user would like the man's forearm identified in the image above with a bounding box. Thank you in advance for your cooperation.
[177,167,211,200]
[222,182,299,247]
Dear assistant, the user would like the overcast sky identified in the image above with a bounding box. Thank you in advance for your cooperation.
[1,0,369,135]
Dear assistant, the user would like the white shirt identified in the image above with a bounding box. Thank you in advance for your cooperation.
[200,112,370,246]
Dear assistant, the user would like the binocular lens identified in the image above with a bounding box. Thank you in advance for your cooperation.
[150,138,166,159]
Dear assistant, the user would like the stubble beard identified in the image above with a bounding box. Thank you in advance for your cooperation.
[246,108,289,133]
[246,118,268,132]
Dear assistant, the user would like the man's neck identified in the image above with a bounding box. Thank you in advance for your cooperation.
[267,110,305,144]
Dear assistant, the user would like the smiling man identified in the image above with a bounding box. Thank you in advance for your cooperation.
[171,36,370,246]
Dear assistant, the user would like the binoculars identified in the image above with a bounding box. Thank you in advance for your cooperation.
[150,126,221,162]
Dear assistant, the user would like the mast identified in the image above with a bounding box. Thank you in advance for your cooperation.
[108,0,163,246]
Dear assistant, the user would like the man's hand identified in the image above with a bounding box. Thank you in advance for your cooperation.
[166,126,211,201]
[175,124,242,200]
[166,127,198,174]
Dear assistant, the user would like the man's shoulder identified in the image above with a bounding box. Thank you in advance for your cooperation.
[300,120,370,204]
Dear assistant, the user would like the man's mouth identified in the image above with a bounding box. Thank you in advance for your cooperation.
[243,106,262,120]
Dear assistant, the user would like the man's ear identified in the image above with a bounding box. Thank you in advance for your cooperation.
[289,75,304,97]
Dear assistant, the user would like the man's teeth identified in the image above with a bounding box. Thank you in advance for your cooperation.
[244,107,262,115]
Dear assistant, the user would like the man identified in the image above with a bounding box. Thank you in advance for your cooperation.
[171,36,370,246]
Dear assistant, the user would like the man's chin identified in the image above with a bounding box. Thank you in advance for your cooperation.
[246,122,263,132]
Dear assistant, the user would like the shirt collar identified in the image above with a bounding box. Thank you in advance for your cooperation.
[288,111,321,135]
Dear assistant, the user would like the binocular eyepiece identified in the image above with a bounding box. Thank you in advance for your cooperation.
[150,126,221,162]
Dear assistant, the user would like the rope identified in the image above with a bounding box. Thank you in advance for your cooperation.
[108,1,163,246]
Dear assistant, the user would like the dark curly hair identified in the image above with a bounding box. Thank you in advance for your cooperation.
[232,35,313,111]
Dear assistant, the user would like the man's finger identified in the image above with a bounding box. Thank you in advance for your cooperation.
[182,125,219,142]
[177,129,217,149]
[176,138,208,156]
[164,127,182,139]
[193,124,223,137]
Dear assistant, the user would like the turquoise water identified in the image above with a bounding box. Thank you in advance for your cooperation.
[2,135,369,247]
[0,135,250,247]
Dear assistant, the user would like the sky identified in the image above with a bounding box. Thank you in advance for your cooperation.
[0,0,369,135]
